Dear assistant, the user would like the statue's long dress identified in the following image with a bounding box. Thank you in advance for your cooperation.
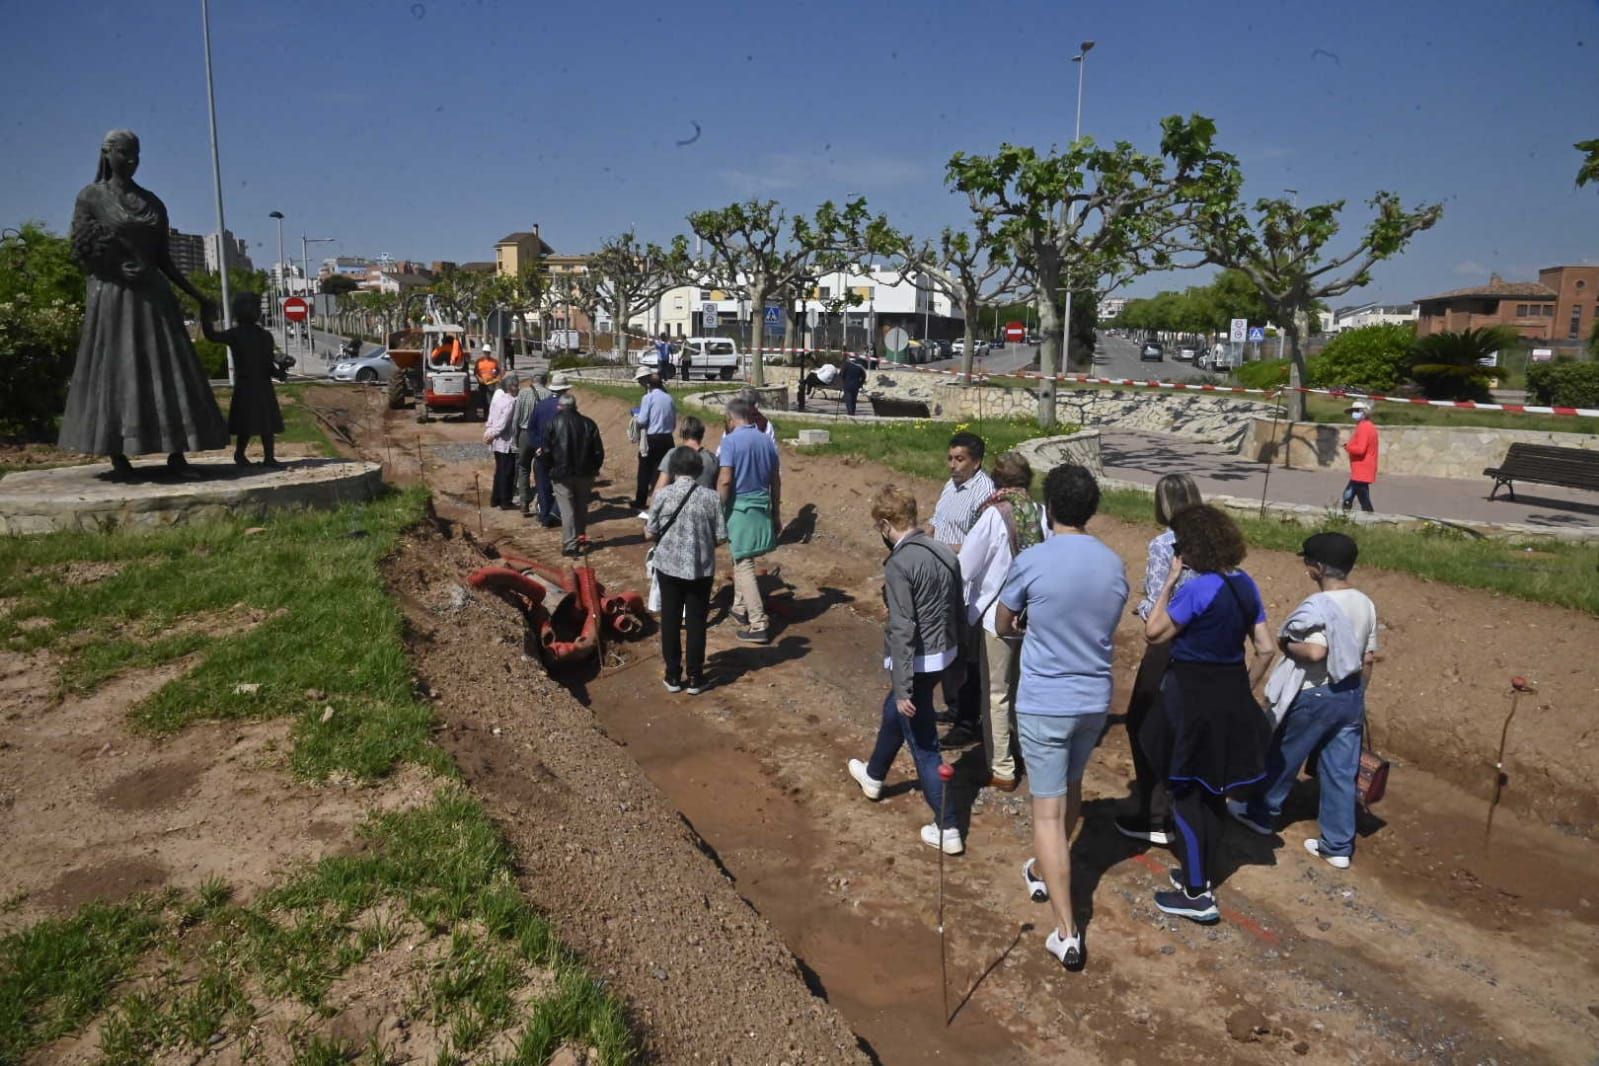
[56,182,228,456]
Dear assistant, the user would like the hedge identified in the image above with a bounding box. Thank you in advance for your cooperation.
[1526,360,1599,408]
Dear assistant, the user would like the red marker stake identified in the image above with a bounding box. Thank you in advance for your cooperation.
[937,761,955,1025]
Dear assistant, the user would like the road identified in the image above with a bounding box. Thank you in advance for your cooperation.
[919,333,1229,383]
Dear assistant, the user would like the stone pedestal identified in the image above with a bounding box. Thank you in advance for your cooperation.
[0,458,385,535]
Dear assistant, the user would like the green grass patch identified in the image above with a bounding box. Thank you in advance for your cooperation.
[212,383,340,458]
[1299,392,1599,434]
[0,900,166,1062]
[0,488,447,782]
[7,791,636,1065]
[1098,487,1599,616]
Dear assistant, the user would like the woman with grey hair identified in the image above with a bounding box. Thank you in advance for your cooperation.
[58,130,229,478]
[1115,472,1204,846]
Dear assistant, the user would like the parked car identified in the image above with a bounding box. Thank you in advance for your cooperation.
[1140,341,1164,361]
[638,337,741,381]
[1176,344,1199,362]
[330,347,396,384]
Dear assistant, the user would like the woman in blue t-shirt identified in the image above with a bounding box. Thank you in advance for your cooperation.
[1140,505,1276,924]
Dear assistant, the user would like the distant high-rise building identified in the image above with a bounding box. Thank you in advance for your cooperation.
[168,228,206,276]
[204,229,253,274]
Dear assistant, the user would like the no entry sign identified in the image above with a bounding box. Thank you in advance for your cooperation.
[1005,321,1025,342]
[283,297,310,322]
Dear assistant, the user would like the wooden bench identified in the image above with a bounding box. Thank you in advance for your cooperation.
[868,395,932,419]
[1483,443,1599,500]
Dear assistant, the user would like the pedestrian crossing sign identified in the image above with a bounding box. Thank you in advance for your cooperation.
[1247,326,1266,342]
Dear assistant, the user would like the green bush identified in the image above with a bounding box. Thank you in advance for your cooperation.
[1310,324,1413,391]
[1407,327,1509,401]
[1526,360,1599,408]
[193,338,229,380]
[0,224,85,439]
[549,353,616,371]
[1235,358,1290,389]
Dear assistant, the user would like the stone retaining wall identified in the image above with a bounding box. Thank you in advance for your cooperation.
[1012,431,1104,478]
[1243,418,1599,480]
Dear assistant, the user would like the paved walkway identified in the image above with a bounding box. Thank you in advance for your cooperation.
[1098,431,1599,533]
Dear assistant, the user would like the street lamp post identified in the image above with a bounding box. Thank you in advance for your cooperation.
[1060,40,1094,373]
[200,0,234,385]
[301,235,335,361]
[269,211,287,359]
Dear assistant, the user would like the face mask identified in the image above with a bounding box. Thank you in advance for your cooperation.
[1350,411,1366,422]
[878,525,896,551]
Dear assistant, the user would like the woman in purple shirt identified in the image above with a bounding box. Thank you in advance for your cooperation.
[1141,505,1275,925]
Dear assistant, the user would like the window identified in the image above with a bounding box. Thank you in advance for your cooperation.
[819,286,831,299]
[1577,279,1588,291]
[1516,304,1529,317]
[1571,305,1583,340]
[699,289,711,301]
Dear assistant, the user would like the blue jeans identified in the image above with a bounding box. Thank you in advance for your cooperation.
[533,454,560,522]
[1245,676,1365,856]
[866,673,947,828]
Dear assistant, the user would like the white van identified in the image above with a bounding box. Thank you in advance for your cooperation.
[638,337,742,381]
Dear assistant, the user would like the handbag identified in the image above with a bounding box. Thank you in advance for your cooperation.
[645,485,697,613]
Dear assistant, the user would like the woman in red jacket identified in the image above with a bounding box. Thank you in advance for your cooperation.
[1341,400,1379,512]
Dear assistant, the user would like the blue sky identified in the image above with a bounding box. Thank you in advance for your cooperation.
[4,0,1596,304]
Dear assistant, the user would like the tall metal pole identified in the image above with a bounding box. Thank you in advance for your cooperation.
[270,211,287,360]
[201,0,234,385]
[301,236,313,361]
[1060,41,1093,374]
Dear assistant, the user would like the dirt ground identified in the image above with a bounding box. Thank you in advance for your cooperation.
[177,386,1599,1061]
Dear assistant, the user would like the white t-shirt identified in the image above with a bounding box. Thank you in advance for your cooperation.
[815,363,838,384]
[1301,587,1378,689]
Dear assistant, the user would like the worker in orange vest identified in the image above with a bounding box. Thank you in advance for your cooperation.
[474,343,502,422]
[430,339,453,367]
[449,336,467,367]
[1341,400,1379,512]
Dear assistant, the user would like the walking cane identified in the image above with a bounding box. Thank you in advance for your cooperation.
[474,473,484,535]
[936,761,955,1025]
[1486,676,1535,842]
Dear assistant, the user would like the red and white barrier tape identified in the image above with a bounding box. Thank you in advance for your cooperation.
[875,360,1599,418]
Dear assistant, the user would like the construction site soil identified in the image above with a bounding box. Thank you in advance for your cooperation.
[16,380,1591,1065]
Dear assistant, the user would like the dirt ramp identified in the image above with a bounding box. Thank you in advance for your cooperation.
[386,520,872,1064]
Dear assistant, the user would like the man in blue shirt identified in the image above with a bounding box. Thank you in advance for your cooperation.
[632,365,677,513]
[718,396,781,643]
[996,464,1128,971]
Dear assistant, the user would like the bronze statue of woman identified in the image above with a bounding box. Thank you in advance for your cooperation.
[57,130,229,478]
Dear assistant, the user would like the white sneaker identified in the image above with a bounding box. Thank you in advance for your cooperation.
[1045,928,1083,969]
[638,510,651,521]
[1304,837,1351,869]
[1226,798,1274,836]
[846,759,882,801]
[920,823,964,855]
[1022,859,1049,903]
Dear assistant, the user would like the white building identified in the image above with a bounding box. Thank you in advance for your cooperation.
[1327,302,1419,332]
[203,229,253,274]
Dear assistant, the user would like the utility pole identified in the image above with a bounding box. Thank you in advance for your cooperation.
[1059,39,1094,373]
[302,235,335,361]
[200,0,234,385]
[269,211,287,360]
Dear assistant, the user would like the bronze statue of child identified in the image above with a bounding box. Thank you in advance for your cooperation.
[202,292,287,467]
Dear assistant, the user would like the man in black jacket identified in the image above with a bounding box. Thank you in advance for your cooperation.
[543,392,606,556]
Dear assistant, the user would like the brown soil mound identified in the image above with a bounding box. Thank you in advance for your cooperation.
[384,518,871,1063]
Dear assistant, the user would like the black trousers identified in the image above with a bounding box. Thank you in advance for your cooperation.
[1125,641,1173,824]
[634,433,674,508]
[658,572,713,683]
[843,387,860,416]
[490,451,517,507]
[1171,784,1227,894]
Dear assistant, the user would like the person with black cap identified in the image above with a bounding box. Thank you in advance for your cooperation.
[1230,531,1378,870]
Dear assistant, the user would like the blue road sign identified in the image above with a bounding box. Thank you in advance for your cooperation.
[764,304,783,328]
[1248,326,1266,343]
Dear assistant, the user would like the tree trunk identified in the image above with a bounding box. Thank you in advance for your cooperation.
[749,280,768,387]
[960,303,977,383]
[1034,283,1061,428]
[1284,308,1308,422]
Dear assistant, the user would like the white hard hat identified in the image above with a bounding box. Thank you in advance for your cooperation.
[481,343,493,352]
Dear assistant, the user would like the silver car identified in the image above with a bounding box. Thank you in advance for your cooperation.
[328,348,395,384]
